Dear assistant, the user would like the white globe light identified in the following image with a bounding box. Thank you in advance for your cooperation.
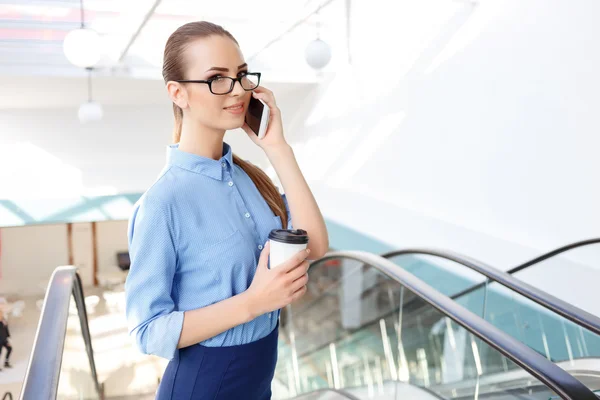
[78,101,103,123]
[305,38,332,70]
[63,28,102,68]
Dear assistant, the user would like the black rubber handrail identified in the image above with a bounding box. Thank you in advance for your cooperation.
[306,251,598,400]
[508,238,600,274]
[397,238,600,324]
[20,266,103,400]
[381,247,600,336]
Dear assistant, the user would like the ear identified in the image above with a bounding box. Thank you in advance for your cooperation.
[166,81,189,109]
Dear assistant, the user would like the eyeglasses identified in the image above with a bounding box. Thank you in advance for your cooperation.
[175,72,261,95]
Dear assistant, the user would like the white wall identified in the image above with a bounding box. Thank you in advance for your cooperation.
[96,220,129,277]
[0,224,68,296]
[283,0,600,256]
[0,105,172,195]
[71,222,95,287]
[282,0,600,313]
[0,220,129,296]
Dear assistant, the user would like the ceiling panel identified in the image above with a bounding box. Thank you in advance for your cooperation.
[0,0,343,81]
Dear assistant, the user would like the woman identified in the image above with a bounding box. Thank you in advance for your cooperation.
[124,21,329,400]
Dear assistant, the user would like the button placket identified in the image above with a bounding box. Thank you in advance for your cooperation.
[227,176,263,250]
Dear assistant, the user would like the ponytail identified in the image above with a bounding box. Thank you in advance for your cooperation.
[173,104,183,143]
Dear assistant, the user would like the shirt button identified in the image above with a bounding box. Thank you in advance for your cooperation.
[228,181,234,187]
[268,313,272,318]
[221,162,226,168]
[244,212,251,218]
[258,244,263,250]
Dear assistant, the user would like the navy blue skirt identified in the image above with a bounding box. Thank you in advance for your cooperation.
[156,324,279,400]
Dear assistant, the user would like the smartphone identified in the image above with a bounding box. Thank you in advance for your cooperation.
[245,96,270,139]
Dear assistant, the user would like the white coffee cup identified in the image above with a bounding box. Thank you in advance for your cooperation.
[268,229,309,269]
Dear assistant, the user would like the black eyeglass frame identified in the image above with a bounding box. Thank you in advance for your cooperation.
[175,72,261,95]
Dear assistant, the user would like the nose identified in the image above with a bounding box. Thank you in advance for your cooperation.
[230,77,246,96]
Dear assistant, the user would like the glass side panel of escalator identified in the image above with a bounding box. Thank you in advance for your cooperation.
[275,258,558,399]
[387,253,600,393]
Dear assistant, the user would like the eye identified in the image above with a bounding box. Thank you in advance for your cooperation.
[238,71,249,77]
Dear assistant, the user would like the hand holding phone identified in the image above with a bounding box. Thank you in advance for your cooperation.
[245,95,270,139]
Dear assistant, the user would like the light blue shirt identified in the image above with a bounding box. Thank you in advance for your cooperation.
[125,142,292,360]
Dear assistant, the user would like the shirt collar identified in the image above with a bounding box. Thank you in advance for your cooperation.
[166,142,234,180]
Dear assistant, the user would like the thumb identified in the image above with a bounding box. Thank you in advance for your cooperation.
[257,241,270,269]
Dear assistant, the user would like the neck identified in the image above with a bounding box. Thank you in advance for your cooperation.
[178,117,226,160]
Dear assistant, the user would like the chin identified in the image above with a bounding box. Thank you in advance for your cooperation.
[222,117,246,130]
[219,122,242,131]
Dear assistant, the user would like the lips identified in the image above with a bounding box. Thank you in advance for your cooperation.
[224,102,244,110]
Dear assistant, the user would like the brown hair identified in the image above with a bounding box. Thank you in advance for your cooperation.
[162,21,287,229]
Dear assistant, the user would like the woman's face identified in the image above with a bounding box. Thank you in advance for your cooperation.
[179,35,251,132]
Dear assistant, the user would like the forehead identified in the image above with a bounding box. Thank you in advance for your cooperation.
[183,35,245,74]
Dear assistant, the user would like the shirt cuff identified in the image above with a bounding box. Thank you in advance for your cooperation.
[145,310,185,360]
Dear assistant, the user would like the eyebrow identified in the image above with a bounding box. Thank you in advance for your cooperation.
[205,63,248,73]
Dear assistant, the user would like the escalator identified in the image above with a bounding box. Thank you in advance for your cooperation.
[17,241,600,399]
[274,251,599,399]
[379,239,600,392]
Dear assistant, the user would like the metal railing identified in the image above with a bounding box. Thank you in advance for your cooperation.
[19,266,103,400]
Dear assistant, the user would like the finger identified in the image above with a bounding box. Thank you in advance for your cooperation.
[291,273,309,292]
[252,90,277,108]
[257,241,270,268]
[278,248,310,272]
[252,85,272,95]
[291,285,308,302]
[286,260,310,281]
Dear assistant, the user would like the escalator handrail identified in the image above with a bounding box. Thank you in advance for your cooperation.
[407,238,600,330]
[508,237,600,274]
[308,251,598,400]
[381,247,600,336]
[20,266,102,400]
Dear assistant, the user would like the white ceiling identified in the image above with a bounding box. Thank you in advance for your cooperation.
[0,0,348,81]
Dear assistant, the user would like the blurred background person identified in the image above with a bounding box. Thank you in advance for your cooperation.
[0,310,12,370]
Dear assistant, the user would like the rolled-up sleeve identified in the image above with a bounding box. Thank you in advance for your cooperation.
[125,197,184,360]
